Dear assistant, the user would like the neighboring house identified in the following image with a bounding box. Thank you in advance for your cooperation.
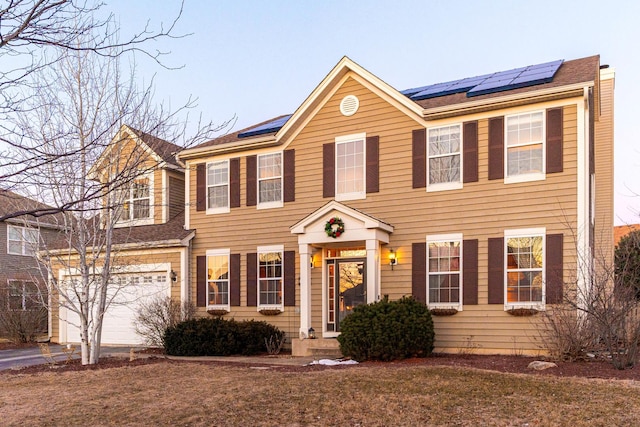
[0,190,64,338]
[50,125,193,346]
[614,224,639,246]
[51,55,614,356]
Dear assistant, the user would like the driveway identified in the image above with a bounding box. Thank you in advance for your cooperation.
[0,344,134,371]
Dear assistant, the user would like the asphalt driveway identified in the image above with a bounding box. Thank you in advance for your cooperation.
[0,345,134,371]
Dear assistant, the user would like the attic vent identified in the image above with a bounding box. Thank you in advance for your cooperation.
[340,95,359,117]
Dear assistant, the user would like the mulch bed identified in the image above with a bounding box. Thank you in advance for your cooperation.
[2,341,639,380]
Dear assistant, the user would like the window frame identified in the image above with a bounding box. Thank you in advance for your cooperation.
[206,249,231,311]
[504,228,546,310]
[206,160,230,214]
[426,233,463,311]
[7,224,39,256]
[257,245,284,310]
[7,280,39,311]
[504,110,546,184]
[335,133,366,201]
[426,124,463,192]
[257,152,283,209]
[117,171,154,226]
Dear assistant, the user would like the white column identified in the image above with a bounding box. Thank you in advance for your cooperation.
[298,243,312,338]
[366,239,380,303]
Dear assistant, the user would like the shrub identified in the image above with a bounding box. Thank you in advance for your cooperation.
[164,317,284,356]
[337,296,434,361]
[134,296,195,347]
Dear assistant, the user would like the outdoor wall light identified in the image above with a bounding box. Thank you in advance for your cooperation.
[308,327,316,339]
[389,249,398,270]
[170,270,177,282]
[310,255,315,269]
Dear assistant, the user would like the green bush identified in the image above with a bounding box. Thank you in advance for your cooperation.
[337,296,435,361]
[163,317,284,356]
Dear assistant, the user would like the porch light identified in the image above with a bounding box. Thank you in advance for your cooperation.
[170,270,177,282]
[308,327,316,339]
[310,255,315,269]
[389,249,398,270]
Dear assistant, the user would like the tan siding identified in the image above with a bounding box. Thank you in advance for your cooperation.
[595,77,614,261]
[188,75,583,354]
[168,174,185,220]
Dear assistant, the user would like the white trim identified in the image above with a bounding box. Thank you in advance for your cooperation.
[205,159,231,215]
[503,228,546,311]
[426,233,463,311]
[205,248,231,311]
[426,123,463,192]
[161,170,167,223]
[185,162,191,229]
[257,151,284,209]
[180,246,189,306]
[504,110,546,183]
[576,88,589,304]
[335,133,367,201]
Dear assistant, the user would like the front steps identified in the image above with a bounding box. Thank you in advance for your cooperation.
[291,338,343,358]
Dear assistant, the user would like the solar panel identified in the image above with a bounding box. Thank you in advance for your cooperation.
[237,114,292,138]
[403,59,563,101]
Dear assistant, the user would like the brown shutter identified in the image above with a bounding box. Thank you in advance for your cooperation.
[196,164,206,211]
[246,155,257,206]
[487,237,504,304]
[366,136,379,193]
[488,117,504,180]
[412,129,426,189]
[546,234,564,304]
[230,254,240,306]
[412,242,427,304]
[463,239,478,305]
[230,158,240,208]
[246,253,257,306]
[283,149,295,202]
[546,108,564,174]
[323,143,335,198]
[284,250,295,306]
[463,121,479,183]
[196,256,206,307]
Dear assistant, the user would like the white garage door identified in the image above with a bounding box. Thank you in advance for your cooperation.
[64,273,169,345]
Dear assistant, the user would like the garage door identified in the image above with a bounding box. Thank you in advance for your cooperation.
[64,273,169,345]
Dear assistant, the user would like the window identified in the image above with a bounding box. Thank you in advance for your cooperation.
[120,174,152,222]
[335,133,366,200]
[258,153,282,207]
[7,280,40,310]
[505,229,545,307]
[207,160,229,212]
[427,124,462,190]
[7,225,39,256]
[427,235,462,309]
[258,246,283,308]
[207,251,230,307]
[506,111,544,181]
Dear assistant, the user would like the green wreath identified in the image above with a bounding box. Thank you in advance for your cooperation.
[325,217,345,238]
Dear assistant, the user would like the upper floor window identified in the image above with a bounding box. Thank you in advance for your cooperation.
[427,234,462,310]
[258,246,283,309]
[120,175,152,222]
[207,160,229,213]
[506,111,544,181]
[258,153,282,208]
[428,124,462,191]
[7,225,39,256]
[335,133,365,201]
[207,250,230,308]
[505,229,545,308]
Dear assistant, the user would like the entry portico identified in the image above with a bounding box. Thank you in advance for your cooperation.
[291,201,393,344]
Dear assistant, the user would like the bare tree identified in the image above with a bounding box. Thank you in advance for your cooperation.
[0,0,188,198]
[9,17,227,364]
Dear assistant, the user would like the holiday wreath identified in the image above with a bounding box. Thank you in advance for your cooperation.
[325,217,345,238]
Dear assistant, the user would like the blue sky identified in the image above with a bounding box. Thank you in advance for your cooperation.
[110,0,639,225]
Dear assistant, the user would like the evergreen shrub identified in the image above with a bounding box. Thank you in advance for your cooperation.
[336,296,435,361]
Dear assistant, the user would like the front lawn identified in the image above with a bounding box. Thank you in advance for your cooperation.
[1,360,639,426]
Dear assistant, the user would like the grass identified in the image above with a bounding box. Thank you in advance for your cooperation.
[1,360,640,426]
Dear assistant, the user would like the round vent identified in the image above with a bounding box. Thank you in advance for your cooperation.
[340,95,359,117]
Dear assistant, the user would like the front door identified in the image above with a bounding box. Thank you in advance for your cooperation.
[326,258,366,332]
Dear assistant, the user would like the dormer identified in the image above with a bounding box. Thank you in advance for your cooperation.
[89,125,185,227]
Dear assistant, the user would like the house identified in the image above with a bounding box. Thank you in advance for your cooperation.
[49,126,193,346]
[615,224,639,246]
[0,190,64,339]
[51,55,614,356]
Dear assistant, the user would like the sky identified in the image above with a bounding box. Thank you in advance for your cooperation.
[109,0,640,225]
